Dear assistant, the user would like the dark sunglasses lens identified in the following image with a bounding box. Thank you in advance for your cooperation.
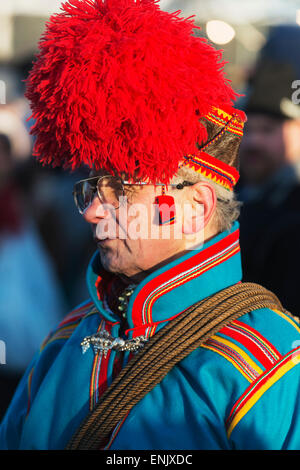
[97,176,124,208]
[74,180,97,214]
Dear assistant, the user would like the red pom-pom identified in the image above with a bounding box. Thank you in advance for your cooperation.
[26,0,240,184]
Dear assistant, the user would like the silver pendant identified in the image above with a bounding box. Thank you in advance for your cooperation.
[81,330,147,358]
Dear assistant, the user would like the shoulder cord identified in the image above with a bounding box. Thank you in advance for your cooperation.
[66,282,287,450]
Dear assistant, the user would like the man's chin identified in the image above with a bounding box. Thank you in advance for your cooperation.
[97,245,121,273]
[95,238,120,255]
[97,247,142,281]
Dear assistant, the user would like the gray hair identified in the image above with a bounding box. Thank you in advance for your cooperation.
[171,166,241,233]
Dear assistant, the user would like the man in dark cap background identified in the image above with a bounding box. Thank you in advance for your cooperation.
[238,25,300,318]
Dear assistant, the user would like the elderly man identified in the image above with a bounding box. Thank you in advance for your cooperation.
[1,0,300,451]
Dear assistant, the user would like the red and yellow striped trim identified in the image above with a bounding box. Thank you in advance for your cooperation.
[40,302,97,351]
[226,347,300,439]
[104,411,131,450]
[220,320,281,370]
[26,367,35,418]
[182,152,240,191]
[40,323,80,351]
[131,229,240,327]
[179,105,246,191]
[59,301,97,327]
[143,238,239,325]
[205,114,244,137]
[202,335,263,383]
[144,324,157,339]
[125,312,181,338]
[89,320,110,410]
[205,106,246,137]
[202,317,284,385]
[27,302,97,416]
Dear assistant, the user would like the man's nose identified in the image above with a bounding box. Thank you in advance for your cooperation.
[82,194,110,224]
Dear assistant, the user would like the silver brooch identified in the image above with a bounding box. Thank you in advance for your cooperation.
[81,330,148,358]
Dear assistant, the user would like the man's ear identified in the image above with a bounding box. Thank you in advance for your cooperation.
[182,182,217,235]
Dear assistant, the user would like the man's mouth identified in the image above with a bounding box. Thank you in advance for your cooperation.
[93,236,117,244]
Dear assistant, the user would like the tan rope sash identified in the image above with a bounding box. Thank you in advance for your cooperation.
[66,282,287,450]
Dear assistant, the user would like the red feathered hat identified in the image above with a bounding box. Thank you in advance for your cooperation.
[26,0,246,185]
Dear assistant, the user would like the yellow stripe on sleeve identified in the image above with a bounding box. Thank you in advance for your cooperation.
[227,350,300,439]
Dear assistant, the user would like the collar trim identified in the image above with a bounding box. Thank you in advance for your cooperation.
[87,223,242,329]
[128,228,240,328]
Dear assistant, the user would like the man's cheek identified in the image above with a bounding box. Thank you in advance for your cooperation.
[126,203,150,240]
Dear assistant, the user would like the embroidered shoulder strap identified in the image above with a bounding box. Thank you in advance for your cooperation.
[66,282,287,450]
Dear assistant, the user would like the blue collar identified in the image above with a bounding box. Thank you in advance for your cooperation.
[86,222,242,332]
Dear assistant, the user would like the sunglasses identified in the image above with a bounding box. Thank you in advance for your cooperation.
[73,175,193,214]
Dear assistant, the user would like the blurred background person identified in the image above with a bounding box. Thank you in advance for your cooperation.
[0,24,96,419]
[0,58,96,310]
[237,25,300,318]
[0,106,67,420]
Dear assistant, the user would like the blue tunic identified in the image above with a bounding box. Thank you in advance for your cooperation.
[1,222,300,450]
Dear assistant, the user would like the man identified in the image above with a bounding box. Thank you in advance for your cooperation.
[238,25,300,317]
[1,0,300,450]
